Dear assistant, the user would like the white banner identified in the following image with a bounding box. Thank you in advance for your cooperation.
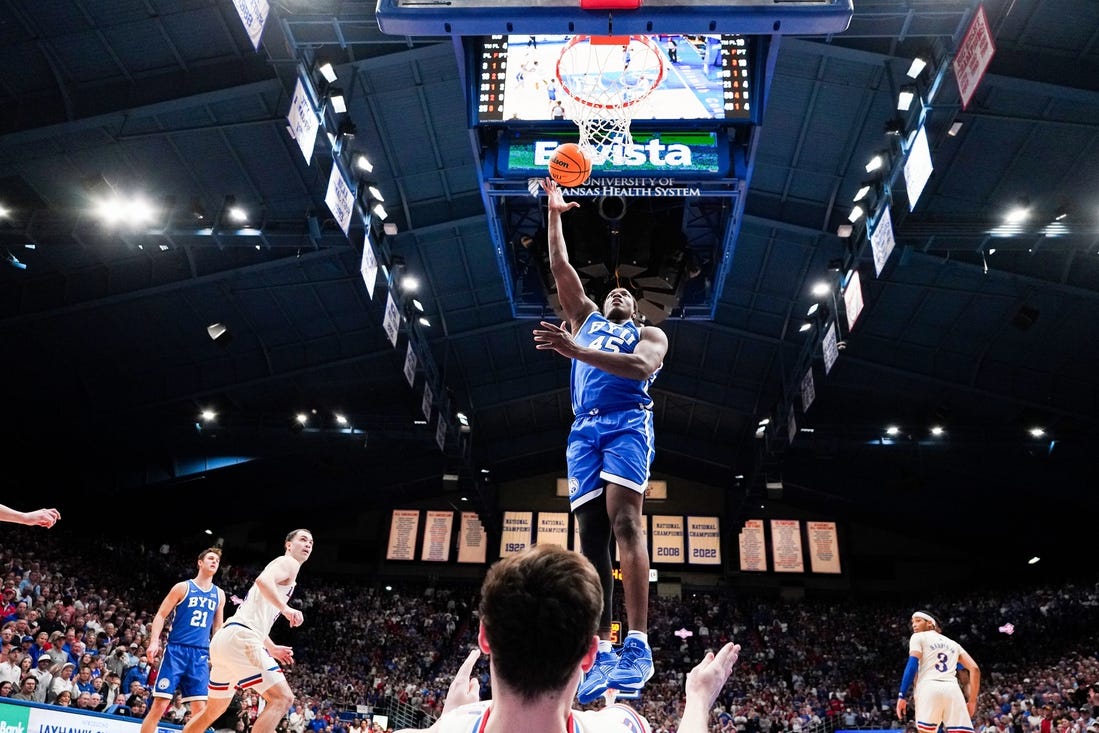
[500,511,533,557]
[403,342,418,387]
[770,519,805,573]
[231,0,269,50]
[422,382,434,421]
[650,515,684,564]
[800,368,815,413]
[686,516,721,565]
[822,322,838,375]
[738,519,767,572]
[807,521,842,574]
[904,125,933,211]
[386,509,420,561]
[870,205,895,277]
[536,512,570,548]
[420,510,453,562]
[360,231,378,299]
[457,512,487,564]
[325,165,355,238]
[953,4,995,110]
[844,268,864,332]
[286,79,319,164]
[383,291,400,347]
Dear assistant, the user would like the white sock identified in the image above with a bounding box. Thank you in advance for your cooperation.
[598,640,613,653]
[627,630,648,644]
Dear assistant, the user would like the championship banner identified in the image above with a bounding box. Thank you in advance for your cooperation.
[383,291,400,347]
[422,382,433,421]
[738,519,767,572]
[650,515,684,564]
[844,268,864,331]
[537,511,570,548]
[770,519,805,573]
[457,512,487,564]
[870,205,896,276]
[231,0,269,50]
[403,342,418,387]
[686,516,721,565]
[953,4,995,110]
[386,509,420,561]
[420,510,454,562]
[807,521,842,574]
[286,78,320,164]
[324,164,355,237]
[800,368,815,413]
[822,321,838,375]
[435,413,447,451]
[500,511,533,557]
[360,231,379,299]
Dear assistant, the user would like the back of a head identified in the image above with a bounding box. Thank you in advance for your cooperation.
[479,545,602,699]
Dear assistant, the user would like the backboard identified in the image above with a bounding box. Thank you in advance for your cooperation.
[376,0,853,37]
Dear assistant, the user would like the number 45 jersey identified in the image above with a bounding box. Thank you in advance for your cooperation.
[570,311,661,416]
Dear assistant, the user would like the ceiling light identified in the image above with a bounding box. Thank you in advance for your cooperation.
[947,121,963,136]
[865,154,885,173]
[328,88,347,114]
[810,282,830,297]
[335,414,348,425]
[400,275,419,292]
[158,244,169,252]
[848,205,865,223]
[355,154,374,173]
[200,409,216,422]
[836,223,853,238]
[206,322,229,341]
[930,425,944,436]
[372,203,388,220]
[295,413,309,425]
[987,247,996,255]
[853,185,871,202]
[1028,427,1044,438]
[0,204,9,218]
[885,425,900,436]
[806,303,819,316]
[317,62,337,83]
[412,298,424,312]
[897,87,916,111]
[1027,556,1040,565]
[1004,202,1030,224]
[799,322,812,333]
[1053,207,1068,221]
[367,185,384,202]
[757,418,770,426]
[418,317,431,327]
[906,57,927,78]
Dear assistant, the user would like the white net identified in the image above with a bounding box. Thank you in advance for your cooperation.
[555,35,665,156]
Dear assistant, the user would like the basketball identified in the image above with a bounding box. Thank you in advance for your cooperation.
[548,143,592,188]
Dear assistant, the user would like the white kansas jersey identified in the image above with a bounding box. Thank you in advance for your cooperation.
[910,630,967,684]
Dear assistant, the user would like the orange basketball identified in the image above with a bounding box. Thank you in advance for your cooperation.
[548,142,592,188]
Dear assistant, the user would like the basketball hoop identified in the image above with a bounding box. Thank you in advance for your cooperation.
[555,35,665,156]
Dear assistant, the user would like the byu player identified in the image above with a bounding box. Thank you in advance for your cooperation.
[897,610,981,733]
[180,529,312,733]
[395,544,740,733]
[533,178,668,703]
[142,547,226,733]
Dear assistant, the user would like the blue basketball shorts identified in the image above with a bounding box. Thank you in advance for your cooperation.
[566,407,655,511]
[150,643,211,702]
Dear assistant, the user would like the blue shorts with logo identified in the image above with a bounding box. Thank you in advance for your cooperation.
[566,406,655,511]
[150,643,210,702]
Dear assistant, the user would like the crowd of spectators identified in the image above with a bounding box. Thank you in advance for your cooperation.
[0,525,1096,733]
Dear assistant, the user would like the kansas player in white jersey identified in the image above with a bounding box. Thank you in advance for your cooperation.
[141,547,225,733]
[533,178,668,704]
[393,545,740,733]
[896,610,981,733]
[180,529,312,733]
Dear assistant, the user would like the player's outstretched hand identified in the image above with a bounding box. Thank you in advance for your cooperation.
[686,642,741,708]
[25,508,61,528]
[442,648,482,713]
[533,320,579,359]
[542,177,580,215]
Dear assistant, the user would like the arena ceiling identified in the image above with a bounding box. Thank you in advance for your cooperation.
[1,0,1097,569]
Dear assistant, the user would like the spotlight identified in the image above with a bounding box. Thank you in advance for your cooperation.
[1053,207,1068,221]
[0,203,9,218]
[885,425,900,436]
[400,275,419,292]
[367,185,384,202]
[1028,427,1045,438]
[930,425,944,436]
[206,322,230,342]
[947,121,963,136]
[383,222,398,236]
[355,154,374,173]
[906,56,927,78]
[418,317,431,327]
[327,88,347,114]
[798,322,812,333]
[847,206,865,223]
[317,62,337,83]
[865,154,885,173]
[199,409,217,422]
[897,86,916,111]
[372,203,388,220]
[810,282,830,297]
[836,223,853,238]
[853,184,871,203]
[806,303,819,316]
[335,413,348,426]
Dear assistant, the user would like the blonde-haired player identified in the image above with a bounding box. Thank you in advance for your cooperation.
[896,610,981,733]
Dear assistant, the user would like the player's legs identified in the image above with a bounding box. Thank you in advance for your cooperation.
[605,483,648,632]
[575,496,614,637]
[252,679,295,733]
[141,696,173,733]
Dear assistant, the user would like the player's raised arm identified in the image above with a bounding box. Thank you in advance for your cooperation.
[543,177,596,328]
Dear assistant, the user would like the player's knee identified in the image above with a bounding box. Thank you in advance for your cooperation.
[611,511,643,543]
